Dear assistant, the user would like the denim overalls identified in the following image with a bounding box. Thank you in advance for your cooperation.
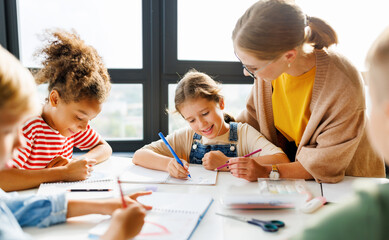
[189,122,238,164]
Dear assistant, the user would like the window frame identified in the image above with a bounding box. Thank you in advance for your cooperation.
[161,0,253,134]
[1,0,253,152]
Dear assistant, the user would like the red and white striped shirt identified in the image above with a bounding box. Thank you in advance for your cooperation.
[12,116,101,169]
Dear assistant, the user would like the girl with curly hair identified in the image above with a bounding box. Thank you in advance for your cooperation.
[0,29,112,191]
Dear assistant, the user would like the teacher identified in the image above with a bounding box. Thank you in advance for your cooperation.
[229,0,385,182]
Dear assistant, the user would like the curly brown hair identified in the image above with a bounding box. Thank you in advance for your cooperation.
[34,29,111,103]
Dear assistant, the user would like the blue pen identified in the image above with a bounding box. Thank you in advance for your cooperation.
[158,132,191,178]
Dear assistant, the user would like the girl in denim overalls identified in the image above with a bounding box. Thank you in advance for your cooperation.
[133,70,288,179]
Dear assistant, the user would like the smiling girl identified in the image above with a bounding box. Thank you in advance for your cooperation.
[132,69,288,179]
[0,30,112,191]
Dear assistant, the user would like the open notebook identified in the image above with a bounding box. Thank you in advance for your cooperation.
[119,164,218,185]
[88,192,213,240]
[37,178,116,200]
[37,170,156,200]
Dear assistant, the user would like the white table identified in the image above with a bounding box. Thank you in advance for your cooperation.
[22,156,325,240]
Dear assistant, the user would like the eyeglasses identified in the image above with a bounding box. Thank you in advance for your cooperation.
[242,60,273,79]
[234,52,273,79]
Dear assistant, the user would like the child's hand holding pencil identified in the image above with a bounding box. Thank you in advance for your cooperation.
[202,150,230,171]
[167,158,191,179]
[116,177,153,212]
[214,149,262,171]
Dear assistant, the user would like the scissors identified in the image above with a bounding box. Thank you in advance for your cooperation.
[215,213,285,232]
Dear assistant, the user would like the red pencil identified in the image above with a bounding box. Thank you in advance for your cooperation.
[214,148,262,170]
[117,177,127,208]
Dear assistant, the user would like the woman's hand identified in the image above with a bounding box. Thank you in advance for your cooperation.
[228,157,269,181]
[167,158,189,179]
[202,151,229,171]
[101,203,146,240]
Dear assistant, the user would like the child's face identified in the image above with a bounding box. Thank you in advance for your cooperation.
[49,98,102,137]
[179,97,228,139]
[367,76,389,160]
[0,113,26,169]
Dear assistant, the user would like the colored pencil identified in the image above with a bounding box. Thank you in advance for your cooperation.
[158,132,191,178]
[215,148,262,170]
[117,177,127,208]
[67,189,112,192]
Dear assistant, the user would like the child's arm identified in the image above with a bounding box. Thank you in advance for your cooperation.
[73,125,112,164]
[133,149,172,171]
[66,191,152,218]
[133,149,189,179]
[0,158,96,191]
[77,139,112,164]
[3,191,150,230]
[202,152,289,171]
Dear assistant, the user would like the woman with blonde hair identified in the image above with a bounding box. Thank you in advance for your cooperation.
[228,0,384,182]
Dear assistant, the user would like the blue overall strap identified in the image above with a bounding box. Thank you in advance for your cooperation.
[193,132,202,140]
[228,122,238,142]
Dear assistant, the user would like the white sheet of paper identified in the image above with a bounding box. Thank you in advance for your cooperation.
[119,164,217,185]
[166,165,217,185]
[88,192,213,240]
[119,164,170,183]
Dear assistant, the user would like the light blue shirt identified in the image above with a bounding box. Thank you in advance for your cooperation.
[0,189,67,240]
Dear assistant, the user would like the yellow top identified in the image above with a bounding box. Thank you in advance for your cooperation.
[272,67,316,146]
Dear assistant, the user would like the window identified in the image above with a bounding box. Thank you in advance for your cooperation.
[2,0,254,150]
[177,0,257,62]
[17,1,382,151]
[10,0,148,151]
[17,0,142,69]
[89,84,143,140]
[296,0,389,71]
[36,84,143,140]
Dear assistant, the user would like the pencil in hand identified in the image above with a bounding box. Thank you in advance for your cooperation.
[214,148,262,171]
[117,177,127,208]
[158,132,191,178]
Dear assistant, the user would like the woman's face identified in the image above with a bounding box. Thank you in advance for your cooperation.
[234,47,285,82]
[0,112,26,170]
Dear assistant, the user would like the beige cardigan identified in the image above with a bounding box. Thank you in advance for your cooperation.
[237,49,385,183]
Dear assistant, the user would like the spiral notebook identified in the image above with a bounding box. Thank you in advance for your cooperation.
[88,192,213,240]
[37,178,117,200]
[119,164,218,185]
